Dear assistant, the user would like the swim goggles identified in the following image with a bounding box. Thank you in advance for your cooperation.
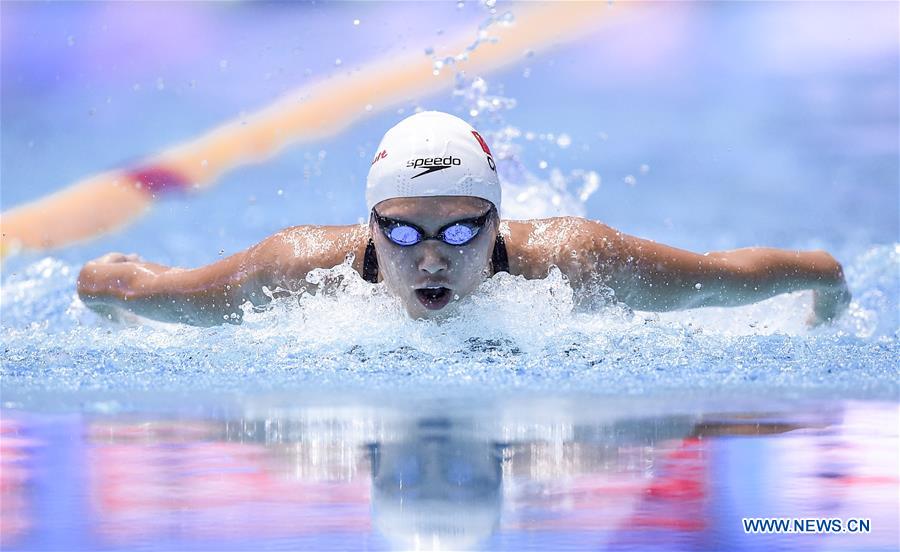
[372,207,494,247]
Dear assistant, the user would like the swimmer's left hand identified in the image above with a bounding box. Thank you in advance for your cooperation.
[807,282,851,328]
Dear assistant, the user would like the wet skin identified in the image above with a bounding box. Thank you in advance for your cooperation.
[77,196,851,326]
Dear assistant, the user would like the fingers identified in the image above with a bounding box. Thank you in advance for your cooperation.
[91,252,143,264]
[807,284,852,328]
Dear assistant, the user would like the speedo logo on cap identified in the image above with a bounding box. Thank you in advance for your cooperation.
[407,156,461,179]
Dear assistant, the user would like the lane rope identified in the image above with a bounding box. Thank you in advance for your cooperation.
[0,2,629,259]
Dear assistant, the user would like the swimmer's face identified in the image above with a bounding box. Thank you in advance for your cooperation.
[370,196,499,319]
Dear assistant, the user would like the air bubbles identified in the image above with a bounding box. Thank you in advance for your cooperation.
[578,171,600,201]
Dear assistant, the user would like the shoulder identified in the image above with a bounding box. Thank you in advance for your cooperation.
[250,223,370,280]
[501,217,619,272]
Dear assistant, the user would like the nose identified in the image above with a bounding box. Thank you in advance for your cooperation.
[417,242,449,274]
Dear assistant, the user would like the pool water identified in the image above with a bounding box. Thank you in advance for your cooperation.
[1,1,898,550]
[2,396,898,551]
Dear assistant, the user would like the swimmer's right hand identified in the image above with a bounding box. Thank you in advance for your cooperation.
[77,252,149,307]
[88,252,145,264]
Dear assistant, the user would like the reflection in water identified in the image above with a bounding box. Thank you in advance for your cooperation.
[0,399,897,551]
[370,418,504,550]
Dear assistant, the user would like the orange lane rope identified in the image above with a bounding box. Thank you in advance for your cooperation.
[0,2,629,259]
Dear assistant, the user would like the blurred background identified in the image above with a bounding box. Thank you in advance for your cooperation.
[3,0,897,270]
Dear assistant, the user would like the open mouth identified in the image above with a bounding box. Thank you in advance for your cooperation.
[414,287,453,310]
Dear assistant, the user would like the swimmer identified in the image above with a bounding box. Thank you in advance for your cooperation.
[77,111,851,327]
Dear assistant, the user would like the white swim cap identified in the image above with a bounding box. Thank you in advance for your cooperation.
[366,111,500,212]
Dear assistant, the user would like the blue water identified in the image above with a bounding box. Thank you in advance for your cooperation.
[1,2,898,550]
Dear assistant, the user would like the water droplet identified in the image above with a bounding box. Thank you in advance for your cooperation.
[457,1,464,8]
[484,0,497,8]
[640,164,650,174]
[469,108,479,117]
[598,132,608,141]
[364,104,373,112]
[67,36,75,47]
[695,283,702,290]
[538,160,548,170]
[334,58,342,66]
[200,159,208,168]
[156,77,165,91]
[624,175,636,186]
[277,189,284,196]
[353,18,360,26]
[424,46,434,56]
[219,59,229,70]
[219,249,225,256]
[522,67,531,78]
[556,133,572,149]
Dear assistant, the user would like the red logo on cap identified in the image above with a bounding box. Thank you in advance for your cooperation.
[471,131,492,156]
[371,149,387,165]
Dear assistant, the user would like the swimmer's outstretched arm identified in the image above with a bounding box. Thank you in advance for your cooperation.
[77,226,361,326]
[575,220,850,326]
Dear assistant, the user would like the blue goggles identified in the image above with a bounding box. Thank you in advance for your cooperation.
[372,207,494,247]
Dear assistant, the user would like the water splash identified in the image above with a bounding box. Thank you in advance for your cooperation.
[1,246,897,397]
